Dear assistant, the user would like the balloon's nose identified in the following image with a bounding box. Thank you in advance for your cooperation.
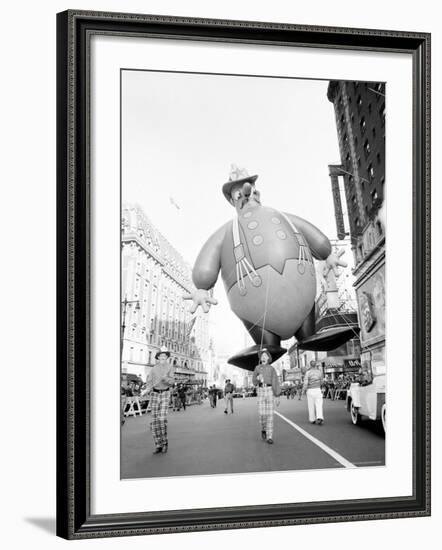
[242,182,252,197]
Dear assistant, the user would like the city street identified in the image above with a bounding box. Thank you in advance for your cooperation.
[121,396,385,479]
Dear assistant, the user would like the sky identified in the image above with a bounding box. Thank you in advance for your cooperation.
[122,69,342,355]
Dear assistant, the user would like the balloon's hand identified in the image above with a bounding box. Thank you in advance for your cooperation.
[183,289,218,314]
[324,249,347,277]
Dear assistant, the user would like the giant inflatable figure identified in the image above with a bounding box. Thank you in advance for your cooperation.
[184,166,354,370]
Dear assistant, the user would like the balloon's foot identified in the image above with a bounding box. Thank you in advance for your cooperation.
[227,344,286,371]
[297,326,360,351]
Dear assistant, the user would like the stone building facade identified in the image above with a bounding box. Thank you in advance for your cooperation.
[121,204,211,384]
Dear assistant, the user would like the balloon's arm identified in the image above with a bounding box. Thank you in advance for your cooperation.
[192,222,229,290]
[284,213,332,260]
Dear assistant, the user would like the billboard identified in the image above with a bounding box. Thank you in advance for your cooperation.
[285,368,302,381]
[356,263,385,347]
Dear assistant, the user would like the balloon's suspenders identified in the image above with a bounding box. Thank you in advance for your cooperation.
[279,212,314,275]
[232,217,262,296]
[232,212,314,296]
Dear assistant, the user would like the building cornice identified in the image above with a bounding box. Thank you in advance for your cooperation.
[122,232,194,292]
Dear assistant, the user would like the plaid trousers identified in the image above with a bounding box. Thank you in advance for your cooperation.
[150,390,170,448]
[257,386,275,438]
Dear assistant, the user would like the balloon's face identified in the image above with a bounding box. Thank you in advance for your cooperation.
[230,182,261,212]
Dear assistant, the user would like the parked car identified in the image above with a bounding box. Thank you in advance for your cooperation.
[346,362,386,433]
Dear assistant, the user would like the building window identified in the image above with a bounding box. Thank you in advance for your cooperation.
[371,189,378,201]
[364,140,371,156]
[368,164,374,179]
[360,117,366,134]
[357,95,362,110]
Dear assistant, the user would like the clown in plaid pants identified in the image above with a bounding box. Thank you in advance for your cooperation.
[257,386,275,439]
[150,390,170,449]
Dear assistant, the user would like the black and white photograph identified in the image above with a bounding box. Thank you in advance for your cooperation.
[120,71,386,479]
[1,0,437,546]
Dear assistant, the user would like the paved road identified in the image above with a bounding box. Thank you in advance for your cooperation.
[121,395,385,479]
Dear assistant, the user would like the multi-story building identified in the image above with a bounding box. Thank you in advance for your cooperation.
[327,80,386,376]
[121,204,211,385]
[327,80,385,252]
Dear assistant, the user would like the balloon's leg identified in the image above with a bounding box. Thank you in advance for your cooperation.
[295,304,359,351]
[242,319,281,347]
[294,304,316,341]
[227,321,286,371]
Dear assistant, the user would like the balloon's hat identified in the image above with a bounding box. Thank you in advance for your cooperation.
[222,164,258,203]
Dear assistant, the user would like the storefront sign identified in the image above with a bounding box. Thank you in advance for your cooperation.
[344,359,361,370]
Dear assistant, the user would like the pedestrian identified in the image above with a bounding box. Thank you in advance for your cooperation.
[177,383,187,411]
[302,360,324,425]
[172,386,179,411]
[224,379,235,414]
[143,346,175,454]
[252,348,281,444]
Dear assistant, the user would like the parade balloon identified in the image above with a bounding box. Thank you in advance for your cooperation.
[183,165,354,371]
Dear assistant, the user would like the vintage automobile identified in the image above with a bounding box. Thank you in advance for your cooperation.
[346,360,386,433]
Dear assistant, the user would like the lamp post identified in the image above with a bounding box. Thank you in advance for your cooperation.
[121,295,140,361]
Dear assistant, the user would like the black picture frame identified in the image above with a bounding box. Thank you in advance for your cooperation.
[56,10,431,540]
